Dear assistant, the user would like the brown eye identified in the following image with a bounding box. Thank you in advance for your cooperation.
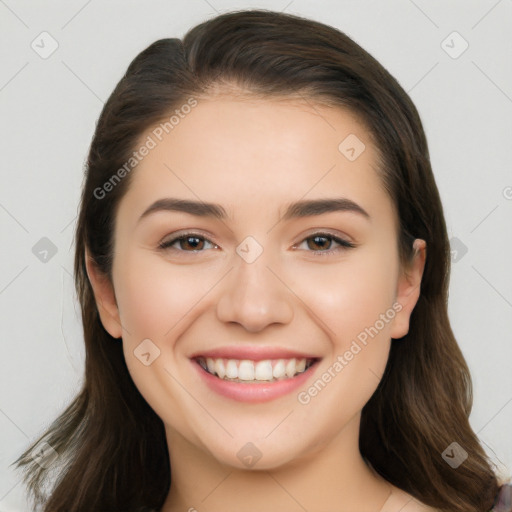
[296,232,355,255]
[307,235,333,251]
[158,233,217,252]
[177,236,205,251]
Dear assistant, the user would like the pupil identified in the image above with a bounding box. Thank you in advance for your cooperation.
[311,235,329,250]
[184,237,202,250]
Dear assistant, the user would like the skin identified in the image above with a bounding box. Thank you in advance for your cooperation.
[86,95,434,511]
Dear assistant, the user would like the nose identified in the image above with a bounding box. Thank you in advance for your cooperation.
[216,250,294,333]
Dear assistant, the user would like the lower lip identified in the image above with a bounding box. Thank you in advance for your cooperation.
[192,359,319,403]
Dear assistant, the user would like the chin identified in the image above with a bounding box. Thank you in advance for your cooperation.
[203,435,308,472]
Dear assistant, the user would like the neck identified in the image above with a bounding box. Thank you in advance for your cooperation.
[161,414,392,512]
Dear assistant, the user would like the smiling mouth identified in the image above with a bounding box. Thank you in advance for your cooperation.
[194,356,319,383]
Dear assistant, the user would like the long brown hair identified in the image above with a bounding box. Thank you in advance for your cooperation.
[13,9,506,512]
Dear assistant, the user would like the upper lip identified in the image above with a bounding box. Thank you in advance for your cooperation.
[190,346,320,361]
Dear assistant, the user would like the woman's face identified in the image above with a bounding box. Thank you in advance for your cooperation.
[87,95,425,470]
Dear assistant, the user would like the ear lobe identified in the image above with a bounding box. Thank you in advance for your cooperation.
[390,239,427,340]
[85,248,123,339]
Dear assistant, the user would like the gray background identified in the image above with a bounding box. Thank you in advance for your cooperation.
[1,0,511,510]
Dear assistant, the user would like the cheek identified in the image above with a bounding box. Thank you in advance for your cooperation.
[289,247,397,414]
[299,250,397,415]
[113,253,215,435]
[114,251,219,344]
[288,248,398,345]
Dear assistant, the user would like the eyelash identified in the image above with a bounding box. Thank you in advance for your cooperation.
[158,231,356,256]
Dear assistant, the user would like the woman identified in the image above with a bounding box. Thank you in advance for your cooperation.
[14,9,511,512]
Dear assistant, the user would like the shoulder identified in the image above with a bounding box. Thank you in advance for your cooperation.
[381,481,512,512]
[381,485,439,512]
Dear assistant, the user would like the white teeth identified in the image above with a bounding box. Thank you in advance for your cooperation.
[272,359,286,379]
[206,357,216,374]
[199,357,313,382]
[225,360,238,379]
[285,359,296,378]
[214,359,226,379]
[238,360,255,380]
[254,360,273,381]
[295,358,306,373]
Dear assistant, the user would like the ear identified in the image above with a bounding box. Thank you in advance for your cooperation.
[390,239,427,340]
[85,247,123,339]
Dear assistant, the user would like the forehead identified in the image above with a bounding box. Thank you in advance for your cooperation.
[118,96,395,227]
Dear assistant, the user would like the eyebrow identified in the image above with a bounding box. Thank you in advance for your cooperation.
[137,197,370,223]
